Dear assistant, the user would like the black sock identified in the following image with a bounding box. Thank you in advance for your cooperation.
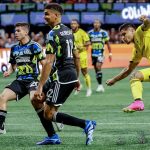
[0,110,7,129]
[37,109,55,137]
[96,71,102,84]
[55,112,85,129]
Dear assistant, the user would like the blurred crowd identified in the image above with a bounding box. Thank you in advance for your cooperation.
[0,27,120,48]
[1,0,149,3]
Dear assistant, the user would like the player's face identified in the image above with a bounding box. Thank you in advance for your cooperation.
[70,21,79,31]
[15,26,28,41]
[44,9,57,26]
[120,28,134,44]
[93,20,101,30]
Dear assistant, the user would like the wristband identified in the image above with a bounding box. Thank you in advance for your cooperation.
[109,53,112,56]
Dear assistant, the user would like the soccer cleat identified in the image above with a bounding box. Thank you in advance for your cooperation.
[36,134,61,145]
[122,100,144,113]
[53,122,64,131]
[0,128,6,134]
[86,89,92,97]
[84,120,96,145]
[96,85,105,93]
[0,125,6,134]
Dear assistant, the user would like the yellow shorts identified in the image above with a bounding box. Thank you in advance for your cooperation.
[139,68,150,82]
[79,51,88,69]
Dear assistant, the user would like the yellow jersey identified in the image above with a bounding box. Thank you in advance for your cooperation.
[131,25,150,63]
[73,28,90,53]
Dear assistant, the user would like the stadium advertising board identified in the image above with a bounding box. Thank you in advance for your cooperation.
[0,45,149,72]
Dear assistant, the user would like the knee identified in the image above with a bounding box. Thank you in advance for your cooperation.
[44,110,55,121]
[0,94,6,102]
[130,71,143,81]
[31,97,43,110]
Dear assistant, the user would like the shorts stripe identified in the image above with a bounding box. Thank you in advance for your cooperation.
[52,81,60,103]
[0,112,7,117]
[52,82,58,103]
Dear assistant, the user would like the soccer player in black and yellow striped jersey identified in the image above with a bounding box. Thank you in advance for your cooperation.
[106,15,150,113]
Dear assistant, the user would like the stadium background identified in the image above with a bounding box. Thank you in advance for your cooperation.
[0,1,150,150]
[0,2,150,71]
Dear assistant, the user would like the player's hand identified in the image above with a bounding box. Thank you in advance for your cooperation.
[108,54,112,62]
[3,71,10,78]
[106,78,116,86]
[139,15,147,22]
[34,86,43,101]
[74,80,81,91]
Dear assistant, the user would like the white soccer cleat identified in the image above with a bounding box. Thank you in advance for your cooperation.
[0,127,6,134]
[53,122,64,132]
[96,85,105,93]
[86,89,92,97]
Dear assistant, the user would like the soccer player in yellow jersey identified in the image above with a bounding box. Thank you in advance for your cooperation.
[106,15,150,112]
[71,19,92,97]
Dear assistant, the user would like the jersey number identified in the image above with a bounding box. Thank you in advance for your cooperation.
[66,39,73,58]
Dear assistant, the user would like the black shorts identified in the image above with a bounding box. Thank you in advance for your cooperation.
[43,80,76,106]
[92,55,104,65]
[5,80,38,101]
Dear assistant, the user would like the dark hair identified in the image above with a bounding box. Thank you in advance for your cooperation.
[119,23,136,32]
[15,22,30,31]
[71,19,79,24]
[44,3,64,15]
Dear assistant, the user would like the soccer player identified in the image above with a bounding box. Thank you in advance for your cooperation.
[0,22,55,138]
[106,15,150,113]
[34,3,96,145]
[70,19,92,97]
[88,19,112,92]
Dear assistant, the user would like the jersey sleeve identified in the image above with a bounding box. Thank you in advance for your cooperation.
[37,52,45,61]
[33,42,43,54]
[82,30,90,43]
[130,48,142,63]
[46,31,57,54]
[9,47,16,64]
[103,31,109,42]
[33,42,45,61]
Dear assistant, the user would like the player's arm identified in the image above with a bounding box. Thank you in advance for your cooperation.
[4,47,16,77]
[73,49,81,91]
[105,41,112,62]
[85,41,91,52]
[73,49,80,78]
[35,53,55,100]
[139,15,150,31]
[39,54,55,87]
[3,64,16,77]
[106,61,139,86]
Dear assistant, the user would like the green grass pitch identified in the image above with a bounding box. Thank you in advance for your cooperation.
[0,67,150,150]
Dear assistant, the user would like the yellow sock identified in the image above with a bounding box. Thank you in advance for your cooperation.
[130,79,143,100]
[84,74,91,89]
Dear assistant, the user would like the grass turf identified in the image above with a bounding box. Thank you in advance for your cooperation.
[0,67,150,150]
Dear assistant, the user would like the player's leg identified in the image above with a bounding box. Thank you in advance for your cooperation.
[122,68,150,112]
[0,80,27,134]
[80,51,92,96]
[39,81,96,145]
[29,81,57,143]
[95,56,105,92]
[0,88,16,134]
